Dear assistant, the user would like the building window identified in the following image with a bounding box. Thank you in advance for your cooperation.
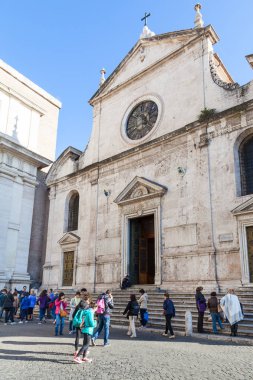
[240,136,253,196]
[67,193,79,231]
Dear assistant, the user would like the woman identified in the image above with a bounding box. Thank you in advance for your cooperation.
[37,290,50,324]
[74,298,97,364]
[162,293,176,338]
[220,289,244,336]
[69,291,81,334]
[123,294,139,338]
[195,287,206,333]
[207,291,224,334]
[55,292,67,336]
[138,289,148,328]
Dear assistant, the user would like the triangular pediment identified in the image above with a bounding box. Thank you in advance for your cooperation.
[58,232,80,245]
[89,26,218,105]
[232,197,253,215]
[114,176,167,206]
[46,146,82,185]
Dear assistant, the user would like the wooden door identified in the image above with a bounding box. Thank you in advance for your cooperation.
[139,238,148,284]
[63,251,74,286]
[246,226,253,282]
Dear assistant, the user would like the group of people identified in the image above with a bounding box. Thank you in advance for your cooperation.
[1,283,246,364]
[0,286,38,324]
[195,287,244,336]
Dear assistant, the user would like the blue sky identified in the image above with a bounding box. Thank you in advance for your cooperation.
[1,0,253,157]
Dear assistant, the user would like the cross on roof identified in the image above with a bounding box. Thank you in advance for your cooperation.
[141,12,151,26]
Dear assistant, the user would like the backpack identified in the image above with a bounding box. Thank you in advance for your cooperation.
[73,309,85,328]
[96,297,105,314]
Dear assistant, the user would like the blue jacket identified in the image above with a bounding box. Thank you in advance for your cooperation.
[21,296,30,310]
[163,299,176,317]
[28,295,37,308]
[81,308,97,335]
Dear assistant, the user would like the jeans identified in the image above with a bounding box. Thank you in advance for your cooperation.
[20,308,28,321]
[165,314,174,335]
[77,333,91,358]
[210,312,223,333]
[140,308,147,326]
[128,316,137,337]
[197,311,204,333]
[0,306,3,318]
[55,314,65,335]
[39,307,46,321]
[69,320,76,332]
[93,314,110,345]
[51,305,56,320]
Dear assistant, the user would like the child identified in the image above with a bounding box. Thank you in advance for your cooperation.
[74,299,97,364]
[123,294,140,338]
[69,291,81,334]
[162,293,176,339]
[28,289,37,321]
[19,292,30,323]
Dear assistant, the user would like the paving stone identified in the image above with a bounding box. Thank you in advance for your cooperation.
[0,321,253,380]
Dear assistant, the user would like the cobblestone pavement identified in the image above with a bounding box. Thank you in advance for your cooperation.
[0,321,253,380]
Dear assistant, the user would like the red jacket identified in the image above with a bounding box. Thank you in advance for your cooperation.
[55,299,67,315]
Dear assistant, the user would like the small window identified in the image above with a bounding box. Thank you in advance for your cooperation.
[240,136,253,196]
[67,193,79,231]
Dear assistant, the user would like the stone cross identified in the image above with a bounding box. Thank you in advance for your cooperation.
[141,12,151,26]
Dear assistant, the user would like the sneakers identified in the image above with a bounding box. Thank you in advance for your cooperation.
[38,322,42,325]
[4,323,7,325]
[169,335,175,339]
[18,321,23,324]
[162,333,168,336]
[25,320,28,323]
[103,343,111,347]
[10,322,16,325]
[82,357,92,363]
[91,338,96,346]
[69,331,73,335]
[74,357,83,364]
[130,335,136,338]
[126,331,131,336]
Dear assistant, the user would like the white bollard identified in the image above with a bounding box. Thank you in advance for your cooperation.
[185,310,193,336]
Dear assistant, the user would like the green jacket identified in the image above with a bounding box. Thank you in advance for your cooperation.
[81,308,97,335]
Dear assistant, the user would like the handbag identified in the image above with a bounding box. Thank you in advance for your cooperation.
[60,302,67,317]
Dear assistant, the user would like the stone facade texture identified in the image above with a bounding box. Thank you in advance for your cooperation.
[43,25,253,292]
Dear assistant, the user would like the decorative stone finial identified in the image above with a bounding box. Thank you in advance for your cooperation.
[99,68,106,86]
[194,3,204,28]
[140,25,155,39]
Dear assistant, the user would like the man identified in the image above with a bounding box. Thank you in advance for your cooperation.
[121,275,131,290]
[0,289,7,320]
[92,289,114,347]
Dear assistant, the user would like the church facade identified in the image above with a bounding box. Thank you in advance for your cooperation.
[43,12,253,292]
[0,59,61,289]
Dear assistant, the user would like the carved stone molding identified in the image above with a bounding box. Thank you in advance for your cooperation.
[209,53,239,91]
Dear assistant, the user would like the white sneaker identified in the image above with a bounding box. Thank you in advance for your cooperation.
[18,321,23,324]
[11,322,16,325]
[4,323,7,325]
[38,322,42,324]
[169,335,175,339]
[130,335,136,338]
[25,321,28,323]
[69,331,73,335]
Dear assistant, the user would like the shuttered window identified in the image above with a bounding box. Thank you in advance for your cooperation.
[67,193,79,231]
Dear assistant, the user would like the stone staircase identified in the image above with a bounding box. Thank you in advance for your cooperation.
[47,287,253,338]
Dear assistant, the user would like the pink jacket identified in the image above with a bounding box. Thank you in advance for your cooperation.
[55,299,67,315]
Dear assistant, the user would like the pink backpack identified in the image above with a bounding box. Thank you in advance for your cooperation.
[96,297,105,314]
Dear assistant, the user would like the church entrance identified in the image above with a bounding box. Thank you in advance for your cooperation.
[129,214,155,285]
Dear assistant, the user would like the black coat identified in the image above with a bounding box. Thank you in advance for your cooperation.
[123,300,140,317]
[2,293,14,309]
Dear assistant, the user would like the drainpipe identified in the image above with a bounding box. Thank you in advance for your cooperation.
[93,100,102,293]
